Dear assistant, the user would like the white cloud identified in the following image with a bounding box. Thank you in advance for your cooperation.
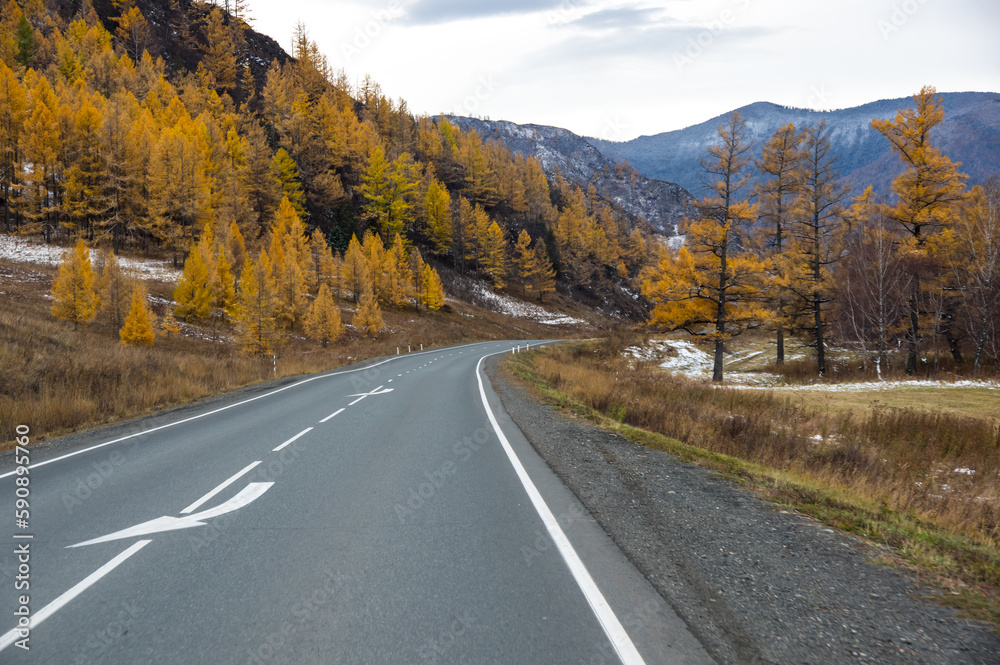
[250,0,1000,138]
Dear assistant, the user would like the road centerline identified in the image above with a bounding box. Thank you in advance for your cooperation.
[320,408,346,423]
[273,428,313,452]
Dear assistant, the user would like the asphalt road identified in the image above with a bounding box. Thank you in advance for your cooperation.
[0,341,714,664]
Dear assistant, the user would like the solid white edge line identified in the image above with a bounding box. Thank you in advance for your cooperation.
[320,408,346,423]
[180,461,262,514]
[0,539,152,652]
[272,427,312,453]
[0,340,504,480]
[475,354,645,665]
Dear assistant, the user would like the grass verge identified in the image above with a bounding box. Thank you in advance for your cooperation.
[505,339,1000,628]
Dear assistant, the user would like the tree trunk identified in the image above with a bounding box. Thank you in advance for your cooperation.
[814,291,825,376]
[776,328,784,365]
[713,338,725,382]
[906,275,920,373]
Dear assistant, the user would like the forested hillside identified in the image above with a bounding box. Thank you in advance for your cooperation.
[0,0,656,345]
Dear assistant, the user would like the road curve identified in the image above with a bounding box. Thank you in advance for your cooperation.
[1,341,713,664]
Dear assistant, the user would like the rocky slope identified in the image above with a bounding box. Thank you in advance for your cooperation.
[446,116,694,236]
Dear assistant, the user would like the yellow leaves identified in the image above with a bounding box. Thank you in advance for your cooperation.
[304,284,343,347]
[420,264,445,311]
[481,220,507,290]
[119,282,155,347]
[872,86,968,244]
[51,237,98,328]
[235,251,279,357]
[173,242,212,320]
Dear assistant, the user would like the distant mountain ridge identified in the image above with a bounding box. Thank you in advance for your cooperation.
[587,92,1000,198]
[445,117,694,235]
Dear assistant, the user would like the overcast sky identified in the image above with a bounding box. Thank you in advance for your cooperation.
[249,0,1000,140]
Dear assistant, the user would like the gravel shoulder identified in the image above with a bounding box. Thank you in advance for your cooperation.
[487,358,1000,665]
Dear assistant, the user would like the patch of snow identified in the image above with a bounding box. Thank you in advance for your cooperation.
[744,379,1000,392]
[468,282,585,326]
[954,468,976,476]
[0,234,180,282]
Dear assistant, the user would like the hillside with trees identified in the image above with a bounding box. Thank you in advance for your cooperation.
[1,0,657,349]
[641,88,1000,380]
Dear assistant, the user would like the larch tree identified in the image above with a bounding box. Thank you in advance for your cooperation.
[173,242,212,320]
[425,179,452,255]
[782,122,849,376]
[872,86,968,372]
[947,181,1000,371]
[0,62,27,232]
[421,264,445,311]
[51,237,98,329]
[342,233,366,302]
[203,8,237,94]
[304,283,343,347]
[119,282,155,346]
[531,241,556,303]
[353,276,384,338]
[513,229,534,297]
[640,112,768,382]
[481,220,507,289]
[756,122,802,364]
[98,248,132,329]
[235,251,279,357]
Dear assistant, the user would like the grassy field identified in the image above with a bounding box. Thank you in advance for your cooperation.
[0,256,589,450]
[507,335,1000,626]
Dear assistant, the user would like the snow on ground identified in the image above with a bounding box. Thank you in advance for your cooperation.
[0,234,180,282]
[625,340,714,377]
[467,282,585,326]
[745,379,1000,392]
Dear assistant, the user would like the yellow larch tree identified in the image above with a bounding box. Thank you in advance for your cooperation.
[353,275,384,338]
[424,179,452,255]
[119,282,155,346]
[531,240,556,303]
[481,220,507,289]
[872,86,969,372]
[51,237,98,329]
[304,283,343,347]
[98,248,132,329]
[640,112,769,382]
[235,251,279,357]
[173,241,212,320]
[421,263,445,311]
[513,229,534,297]
[756,122,802,365]
[342,233,366,302]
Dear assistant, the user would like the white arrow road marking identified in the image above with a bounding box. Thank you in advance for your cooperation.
[0,540,152,652]
[181,461,261,514]
[68,482,274,548]
[347,386,394,406]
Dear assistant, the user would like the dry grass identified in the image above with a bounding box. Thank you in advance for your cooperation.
[510,336,1000,625]
[0,258,587,449]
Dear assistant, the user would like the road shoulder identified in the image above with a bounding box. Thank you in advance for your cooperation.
[486,358,1000,665]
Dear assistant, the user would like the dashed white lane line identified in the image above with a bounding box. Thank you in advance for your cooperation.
[0,540,152,652]
[181,461,262,514]
[273,427,312,452]
[388,379,393,383]
[320,408,346,423]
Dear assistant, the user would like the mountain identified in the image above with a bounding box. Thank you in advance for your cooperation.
[445,117,694,235]
[587,92,1000,198]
